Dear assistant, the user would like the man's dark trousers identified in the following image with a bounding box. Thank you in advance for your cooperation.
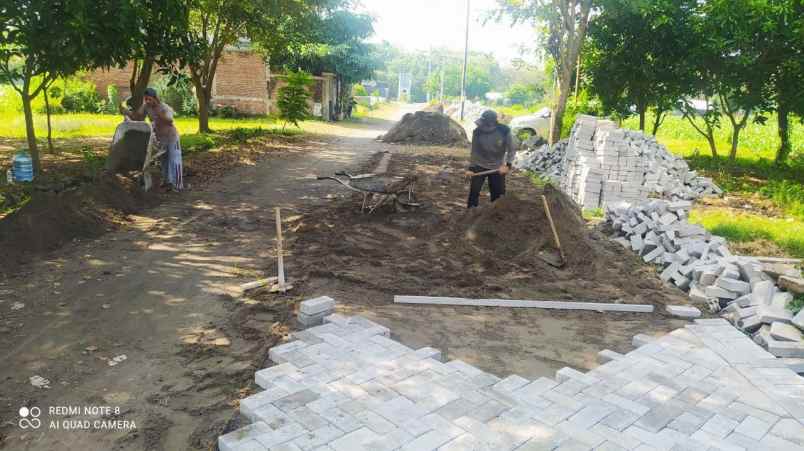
[467,165,506,208]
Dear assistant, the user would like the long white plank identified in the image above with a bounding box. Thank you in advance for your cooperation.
[394,296,654,313]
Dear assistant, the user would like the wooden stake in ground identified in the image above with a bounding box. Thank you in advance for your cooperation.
[271,207,293,293]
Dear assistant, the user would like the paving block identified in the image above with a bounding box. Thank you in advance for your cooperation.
[688,285,709,303]
[770,321,804,342]
[756,302,794,325]
[300,296,336,315]
[219,422,273,451]
[597,349,625,364]
[643,246,665,263]
[632,334,656,347]
[751,280,775,306]
[666,305,702,319]
[779,275,804,295]
[715,277,750,295]
[704,285,738,300]
[794,310,804,331]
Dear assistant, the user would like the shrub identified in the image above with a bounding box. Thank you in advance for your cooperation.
[352,84,368,97]
[277,69,313,129]
[152,74,197,116]
[105,85,121,114]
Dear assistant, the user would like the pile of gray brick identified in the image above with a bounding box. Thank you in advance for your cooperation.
[606,201,804,360]
[516,115,721,209]
[298,296,336,328]
[513,141,567,183]
[219,314,804,451]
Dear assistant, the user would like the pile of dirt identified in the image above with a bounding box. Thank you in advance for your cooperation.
[453,187,596,270]
[381,111,469,147]
[290,150,689,307]
[0,174,155,273]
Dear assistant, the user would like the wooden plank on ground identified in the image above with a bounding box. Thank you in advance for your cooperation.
[394,296,654,313]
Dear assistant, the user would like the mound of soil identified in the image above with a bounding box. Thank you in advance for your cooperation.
[289,150,689,307]
[381,111,469,147]
[0,174,155,273]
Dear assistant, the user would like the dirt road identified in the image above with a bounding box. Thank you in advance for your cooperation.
[0,105,420,450]
[0,104,687,450]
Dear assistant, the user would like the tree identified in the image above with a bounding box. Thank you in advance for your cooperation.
[506,83,540,105]
[277,69,313,129]
[125,0,191,109]
[266,8,380,116]
[494,0,593,144]
[180,0,335,133]
[585,0,697,134]
[0,0,136,172]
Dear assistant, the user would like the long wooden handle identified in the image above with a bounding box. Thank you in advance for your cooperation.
[541,195,564,257]
[275,207,285,286]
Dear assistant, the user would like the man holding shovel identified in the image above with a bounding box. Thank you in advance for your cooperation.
[465,110,516,208]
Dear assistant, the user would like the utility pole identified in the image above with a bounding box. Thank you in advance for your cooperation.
[460,0,470,121]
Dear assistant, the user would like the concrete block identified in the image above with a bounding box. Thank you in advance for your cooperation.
[705,285,738,300]
[597,349,625,364]
[666,305,702,319]
[688,285,709,303]
[756,302,793,325]
[699,271,719,287]
[715,277,750,295]
[300,296,336,315]
[735,294,755,308]
[643,246,665,263]
[780,358,804,374]
[770,322,803,342]
[660,262,681,283]
[751,280,774,305]
[632,334,656,347]
[794,310,804,331]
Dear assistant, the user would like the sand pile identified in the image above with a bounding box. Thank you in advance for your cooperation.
[451,187,598,270]
[381,111,469,147]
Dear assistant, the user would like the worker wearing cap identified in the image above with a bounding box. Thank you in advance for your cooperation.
[466,110,516,208]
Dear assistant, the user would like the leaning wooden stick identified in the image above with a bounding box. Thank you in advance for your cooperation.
[541,194,566,264]
[271,207,293,292]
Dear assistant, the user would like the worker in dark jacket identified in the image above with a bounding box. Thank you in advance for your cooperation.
[466,110,516,208]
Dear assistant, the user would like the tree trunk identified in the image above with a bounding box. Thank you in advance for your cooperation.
[728,128,740,161]
[638,107,646,132]
[21,91,40,173]
[549,66,573,144]
[651,109,666,135]
[706,130,718,158]
[129,58,154,110]
[775,102,791,165]
[44,82,54,153]
[195,86,211,133]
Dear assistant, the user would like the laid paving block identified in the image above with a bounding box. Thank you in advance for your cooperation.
[780,358,804,374]
[300,296,336,315]
[666,305,702,319]
[770,322,803,342]
[597,349,625,364]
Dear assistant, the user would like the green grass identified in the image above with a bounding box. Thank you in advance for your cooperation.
[689,208,804,258]
[583,208,604,220]
[0,111,282,139]
[790,294,804,315]
[622,112,804,162]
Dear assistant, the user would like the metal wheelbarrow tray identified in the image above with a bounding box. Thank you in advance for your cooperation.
[316,171,421,213]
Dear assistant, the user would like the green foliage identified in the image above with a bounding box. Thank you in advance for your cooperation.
[583,208,604,220]
[180,134,218,154]
[759,180,804,220]
[228,127,268,143]
[80,145,106,179]
[151,75,197,116]
[352,84,368,97]
[560,89,603,138]
[790,294,804,315]
[586,0,697,132]
[277,69,314,129]
[60,82,102,114]
[106,85,121,114]
[506,83,542,106]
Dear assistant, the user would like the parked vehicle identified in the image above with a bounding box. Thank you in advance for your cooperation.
[509,107,551,140]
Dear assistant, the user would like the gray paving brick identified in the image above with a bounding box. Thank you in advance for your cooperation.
[699,413,738,439]
[328,427,381,451]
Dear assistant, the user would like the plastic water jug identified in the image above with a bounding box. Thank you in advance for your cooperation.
[12,151,34,182]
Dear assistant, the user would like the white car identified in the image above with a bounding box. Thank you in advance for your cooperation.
[509,107,551,140]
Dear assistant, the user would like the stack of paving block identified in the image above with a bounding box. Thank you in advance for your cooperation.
[298,296,336,328]
[516,115,721,209]
[220,315,804,451]
[606,201,804,359]
[513,140,568,183]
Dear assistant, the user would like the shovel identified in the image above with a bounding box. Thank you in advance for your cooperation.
[537,194,567,268]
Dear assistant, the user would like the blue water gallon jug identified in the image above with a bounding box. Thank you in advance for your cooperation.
[12,151,34,182]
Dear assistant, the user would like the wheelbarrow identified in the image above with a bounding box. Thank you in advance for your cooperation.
[316,171,420,213]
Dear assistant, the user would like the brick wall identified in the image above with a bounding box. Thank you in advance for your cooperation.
[212,50,268,115]
[84,62,138,99]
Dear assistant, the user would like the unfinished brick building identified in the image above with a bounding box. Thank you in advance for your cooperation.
[86,47,339,120]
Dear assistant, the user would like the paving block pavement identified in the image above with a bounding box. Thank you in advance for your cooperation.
[219,316,804,451]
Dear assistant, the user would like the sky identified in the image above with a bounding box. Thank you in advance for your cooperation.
[357,0,542,67]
